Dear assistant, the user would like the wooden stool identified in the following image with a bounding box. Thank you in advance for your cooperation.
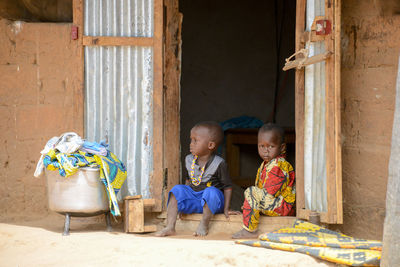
[124,195,157,233]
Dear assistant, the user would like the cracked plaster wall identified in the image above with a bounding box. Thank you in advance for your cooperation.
[336,0,400,239]
[0,19,83,221]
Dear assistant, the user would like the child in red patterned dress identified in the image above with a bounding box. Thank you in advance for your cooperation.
[232,123,295,239]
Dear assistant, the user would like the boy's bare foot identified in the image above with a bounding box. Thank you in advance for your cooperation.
[154,227,176,237]
[193,221,208,236]
[193,203,212,236]
[232,228,259,239]
[155,193,178,237]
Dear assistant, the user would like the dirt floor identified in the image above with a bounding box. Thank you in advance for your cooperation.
[0,214,338,267]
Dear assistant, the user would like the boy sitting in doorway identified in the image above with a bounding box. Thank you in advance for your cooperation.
[155,121,238,237]
[232,123,295,239]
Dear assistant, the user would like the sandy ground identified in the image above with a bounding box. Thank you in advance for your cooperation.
[0,214,338,267]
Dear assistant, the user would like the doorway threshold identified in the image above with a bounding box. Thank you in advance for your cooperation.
[175,214,296,236]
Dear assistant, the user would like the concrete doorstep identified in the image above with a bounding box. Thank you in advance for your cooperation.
[166,213,296,235]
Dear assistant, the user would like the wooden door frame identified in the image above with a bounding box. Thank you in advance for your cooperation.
[161,0,343,223]
[72,0,165,212]
[294,0,307,222]
[295,0,342,224]
[163,0,182,210]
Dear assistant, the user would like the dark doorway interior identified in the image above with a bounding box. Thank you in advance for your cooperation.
[179,0,296,206]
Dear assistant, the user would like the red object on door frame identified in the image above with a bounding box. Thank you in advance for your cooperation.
[71,26,78,40]
[315,20,331,35]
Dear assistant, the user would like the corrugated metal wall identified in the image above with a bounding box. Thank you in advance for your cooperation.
[84,0,153,37]
[304,0,328,212]
[84,0,154,199]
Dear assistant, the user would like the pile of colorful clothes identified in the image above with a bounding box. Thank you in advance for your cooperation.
[34,132,127,216]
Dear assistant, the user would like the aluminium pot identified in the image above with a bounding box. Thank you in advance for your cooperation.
[45,167,109,216]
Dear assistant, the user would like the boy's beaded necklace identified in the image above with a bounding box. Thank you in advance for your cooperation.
[190,155,205,186]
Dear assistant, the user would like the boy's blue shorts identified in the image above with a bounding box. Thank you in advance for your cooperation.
[169,185,224,214]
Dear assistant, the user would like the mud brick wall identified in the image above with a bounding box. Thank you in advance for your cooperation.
[0,19,83,220]
[338,0,400,239]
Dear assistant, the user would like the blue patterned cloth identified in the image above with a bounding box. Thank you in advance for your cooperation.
[220,115,263,131]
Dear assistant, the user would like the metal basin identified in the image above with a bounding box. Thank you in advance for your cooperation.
[46,167,109,216]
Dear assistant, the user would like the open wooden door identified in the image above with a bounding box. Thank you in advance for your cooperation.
[293,0,342,224]
[73,0,164,211]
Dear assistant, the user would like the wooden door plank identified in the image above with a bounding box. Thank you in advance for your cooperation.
[143,225,158,232]
[143,198,156,207]
[129,199,144,232]
[151,0,164,212]
[72,0,84,137]
[164,0,182,206]
[323,0,342,224]
[295,0,307,219]
[324,0,337,224]
[293,0,343,224]
[124,195,142,200]
[82,36,154,46]
[72,0,83,29]
[334,0,343,224]
[124,198,129,232]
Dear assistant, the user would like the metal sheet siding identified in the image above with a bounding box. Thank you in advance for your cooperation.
[304,0,328,212]
[84,0,153,37]
[84,0,154,199]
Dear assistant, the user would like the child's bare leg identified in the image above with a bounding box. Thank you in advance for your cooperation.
[194,203,212,236]
[155,194,178,237]
[232,228,259,239]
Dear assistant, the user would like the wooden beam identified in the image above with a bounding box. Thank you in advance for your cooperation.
[129,198,144,232]
[150,0,164,212]
[124,197,158,232]
[324,0,343,224]
[143,198,157,210]
[82,36,154,46]
[334,0,343,225]
[144,225,158,232]
[180,213,296,224]
[72,0,84,137]
[283,51,333,71]
[72,0,83,32]
[0,1,33,21]
[164,0,182,207]
[124,195,143,200]
[124,196,129,232]
[325,0,335,223]
[295,0,307,219]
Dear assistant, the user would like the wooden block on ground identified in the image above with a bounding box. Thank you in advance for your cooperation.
[144,225,158,232]
[143,199,156,209]
[124,196,157,233]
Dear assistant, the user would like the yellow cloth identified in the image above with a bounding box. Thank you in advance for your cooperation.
[236,220,381,266]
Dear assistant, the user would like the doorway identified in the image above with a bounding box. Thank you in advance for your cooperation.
[179,0,297,209]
